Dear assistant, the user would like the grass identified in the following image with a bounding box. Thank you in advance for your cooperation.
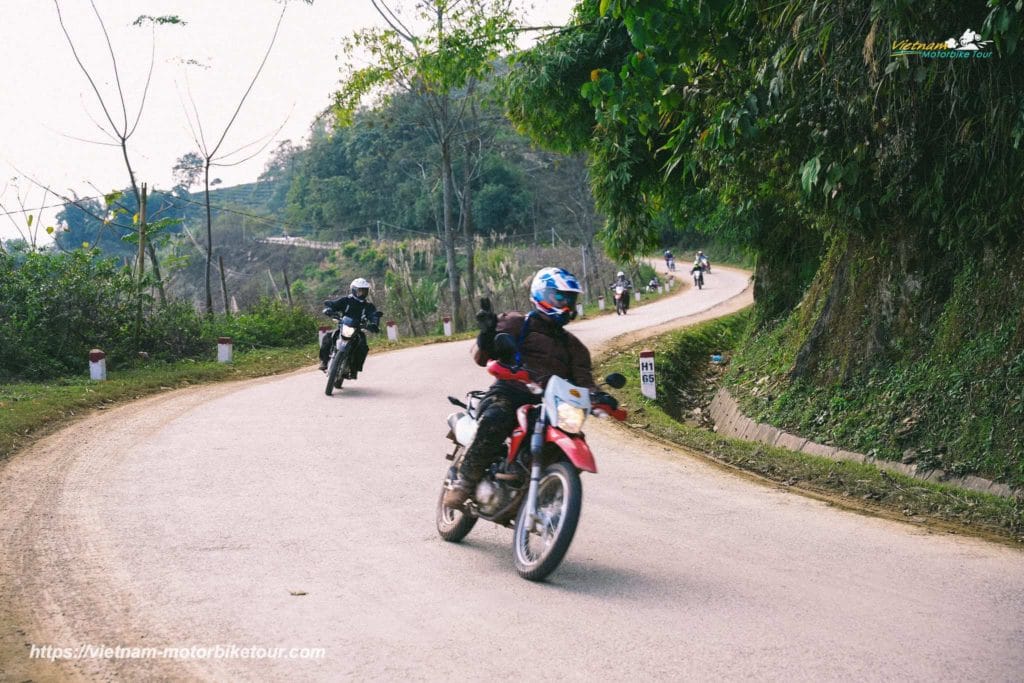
[596,312,1024,545]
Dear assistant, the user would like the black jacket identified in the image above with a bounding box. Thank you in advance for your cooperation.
[324,295,381,326]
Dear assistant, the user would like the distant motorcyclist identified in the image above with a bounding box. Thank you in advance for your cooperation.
[696,250,710,273]
[443,267,615,508]
[647,275,660,292]
[318,277,382,379]
[691,258,705,288]
[609,270,633,314]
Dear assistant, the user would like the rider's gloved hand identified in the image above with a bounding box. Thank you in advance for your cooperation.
[591,391,619,410]
[475,297,498,352]
[322,307,333,316]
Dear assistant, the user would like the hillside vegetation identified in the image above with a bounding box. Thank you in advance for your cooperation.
[507,0,1023,488]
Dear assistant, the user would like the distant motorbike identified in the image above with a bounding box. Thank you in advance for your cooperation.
[436,334,627,581]
[692,265,704,290]
[611,284,631,315]
[699,256,711,273]
[323,313,377,395]
[666,256,676,272]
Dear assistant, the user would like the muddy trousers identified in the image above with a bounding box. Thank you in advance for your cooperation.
[459,393,533,482]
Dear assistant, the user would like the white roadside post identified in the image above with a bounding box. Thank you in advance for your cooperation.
[318,325,332,346]
[640,349,656,400]
[387,321,399,342]
[217,337,233,363]
[576,303,584,319]
[634,290,642,302]
[658,285,664,294]
[598,295,605,311]
[443,316,452,337]
[89,349,107,381]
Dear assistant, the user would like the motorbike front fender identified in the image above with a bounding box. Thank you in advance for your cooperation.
[545,426,597,473]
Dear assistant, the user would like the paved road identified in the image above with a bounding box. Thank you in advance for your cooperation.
[2,265,1023,682]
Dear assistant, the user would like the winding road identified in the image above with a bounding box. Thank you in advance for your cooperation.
[2,265,1023,681]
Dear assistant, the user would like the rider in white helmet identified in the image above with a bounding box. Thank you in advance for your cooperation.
[443,267,617,508]
[318,277,382,378]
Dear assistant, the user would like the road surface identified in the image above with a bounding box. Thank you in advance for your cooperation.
[2,265,1022,681]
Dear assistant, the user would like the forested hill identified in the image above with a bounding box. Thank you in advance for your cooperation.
[505,0,1024,488]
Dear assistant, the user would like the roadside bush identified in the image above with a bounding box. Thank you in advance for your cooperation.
[207,298,317,349]
[1,252,317,382]
[138,300,208,360]
[0,250,137,380]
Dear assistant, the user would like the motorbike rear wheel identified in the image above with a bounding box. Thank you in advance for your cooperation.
[512,461,582,581]
[325,349,347,396]
[436,488,477,542]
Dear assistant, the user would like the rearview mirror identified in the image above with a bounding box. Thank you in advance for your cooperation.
[604,373,626,389]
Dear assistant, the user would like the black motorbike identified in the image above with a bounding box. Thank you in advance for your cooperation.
[323,313,377,395]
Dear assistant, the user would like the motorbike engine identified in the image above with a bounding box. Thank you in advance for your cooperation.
[474,477,512,517]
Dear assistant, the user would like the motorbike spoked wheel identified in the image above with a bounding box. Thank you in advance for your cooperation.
[324,349,347,396]
[436,487,478,542]
[512,461,582,581]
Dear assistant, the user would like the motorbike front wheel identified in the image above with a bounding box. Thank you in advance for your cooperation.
[436,487,478,542]
[325,349,347,396]
[512,461,582,581]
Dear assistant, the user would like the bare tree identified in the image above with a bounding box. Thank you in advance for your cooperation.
[178,3,293,315]
[52,2,184,302]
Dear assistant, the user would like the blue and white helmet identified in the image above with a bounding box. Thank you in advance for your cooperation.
[530,267,583,326]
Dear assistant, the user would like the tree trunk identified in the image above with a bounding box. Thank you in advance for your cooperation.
[462,142,476,315]
[282,268,293,307]
[441,139,462,331]
[204,163,214,315]
[146,242,166,305]
[134,184,148,346]
[219,255,231,316]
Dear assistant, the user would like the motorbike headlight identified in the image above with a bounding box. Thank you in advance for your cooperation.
[341,323,357,338]
[556,401,587,434]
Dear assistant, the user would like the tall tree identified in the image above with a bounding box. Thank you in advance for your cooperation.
[334,0,520,331]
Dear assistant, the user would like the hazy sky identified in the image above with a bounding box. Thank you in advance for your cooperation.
[0,0,578,244]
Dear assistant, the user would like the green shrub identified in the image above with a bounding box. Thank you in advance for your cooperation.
[0,250,137,380]
[207,299,317,349]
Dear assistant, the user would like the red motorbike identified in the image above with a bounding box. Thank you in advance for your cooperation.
[436,335,627,581]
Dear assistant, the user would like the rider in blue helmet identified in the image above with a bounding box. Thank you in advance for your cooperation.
[443,267,617,508]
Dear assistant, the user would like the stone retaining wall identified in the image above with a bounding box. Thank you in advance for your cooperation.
[708,389,1016,499]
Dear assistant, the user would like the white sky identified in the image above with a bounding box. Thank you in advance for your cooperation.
[0,0,577,244]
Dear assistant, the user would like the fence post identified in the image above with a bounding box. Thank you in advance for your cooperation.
[598,295,605,311]
[318,325,332,347]
[443,316,452,337]
[386,321,399,342]
[634,290,642,302]
[89,349,107,381]
[658,285,664,294]
[576,303,584,319]
[639,349,656,400]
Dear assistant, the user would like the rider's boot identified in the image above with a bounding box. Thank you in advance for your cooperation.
[319,359,328,372]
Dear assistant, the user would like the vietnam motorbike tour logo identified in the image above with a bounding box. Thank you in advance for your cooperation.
[892,28,994,59]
